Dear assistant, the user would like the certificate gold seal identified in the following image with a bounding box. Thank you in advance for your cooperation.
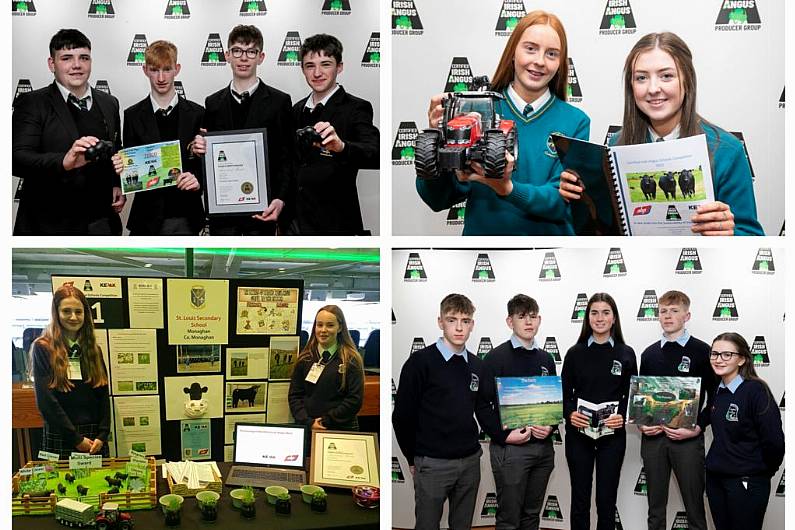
[350,465,364,474]
[241,182,254,194]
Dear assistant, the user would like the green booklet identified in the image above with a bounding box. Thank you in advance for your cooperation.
[118,140,183,194]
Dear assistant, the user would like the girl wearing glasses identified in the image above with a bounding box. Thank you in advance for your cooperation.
[288,305,364,431]
[30,285,110,458]
[561,293,637,530]
[705,333,783,530]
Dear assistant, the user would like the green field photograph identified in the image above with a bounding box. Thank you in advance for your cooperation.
[627,375,701,429]
[496,376,563,429]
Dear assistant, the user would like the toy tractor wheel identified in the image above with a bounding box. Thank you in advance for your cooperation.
[505,126,518,163]
[119,522,132,530]
[414,130,440,180]
[483,129,507,179]
[97,522,109,530]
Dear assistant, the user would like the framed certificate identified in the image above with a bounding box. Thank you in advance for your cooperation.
[309,430,379,489]
[203,128,270,215]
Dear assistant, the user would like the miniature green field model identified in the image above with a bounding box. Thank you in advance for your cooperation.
[415,76,517,180]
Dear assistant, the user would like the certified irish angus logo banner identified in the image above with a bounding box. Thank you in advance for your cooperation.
[637,290,658,321]
[567,58,583,102]
[634,467,648,495]
[779,88,785,108]
[88,0,115,18]
[776,471,784,496]
[404,252,427,281]
[603,247,626,277]
[392,121,417,165]
[361,32,380,67]
[12,0,36,15]
[240,0,266,15]
[94,80,111,95]
[445,57,474,93]
[571,293,588,322]
[477,337,493,359]
[715,0,761,30]
[165,0,190,18]
[392,457,404,482]
[392,0,423,34]
[480,493,497,517]
[322,0,350,15]
[675,248,702,274]
[750,336,770,367]
[604,125,621,145]
[599,0,637,34]
[495,0,526,36]
[201,34,226,66]
[712,289,739,320]
[541,495,563,522]
[447,201,466,226]
[615,510,624,530]
[175,81,186,99]
[752,248,775,274]
[278,32,302,66]
[410,337,426,353]
[127,34,149,66]
[539,251,561,281]
[544,337,561,363]
[671,511,690,530]
[14,79,32,104]
[167,279,229,345]
[472,253,495,282]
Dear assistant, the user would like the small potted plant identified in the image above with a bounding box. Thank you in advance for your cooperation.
[159,494,184,526]
[240,486,256,518]
[275,491,291,515]
[310,490,328,513]
[196,490,220,522]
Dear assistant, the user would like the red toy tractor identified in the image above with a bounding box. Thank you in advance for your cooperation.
[95,502,133,530]
[415,76,517,180]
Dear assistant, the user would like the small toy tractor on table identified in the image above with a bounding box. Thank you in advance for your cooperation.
[95,502,133,530]
[415,76,517,180]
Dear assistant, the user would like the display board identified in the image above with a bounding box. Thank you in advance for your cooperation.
[391,248,785,530]
[12,0,381,234]
[391,0,785,236]
[51,274,304,463]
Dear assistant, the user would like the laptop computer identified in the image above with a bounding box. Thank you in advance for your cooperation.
[225,423,307,490]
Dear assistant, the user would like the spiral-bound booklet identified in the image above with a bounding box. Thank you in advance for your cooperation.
[552,134,715,235]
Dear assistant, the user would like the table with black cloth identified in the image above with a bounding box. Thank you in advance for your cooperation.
[11,462,379,529]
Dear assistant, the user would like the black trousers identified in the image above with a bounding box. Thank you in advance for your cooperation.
[565,427,626,530]
[706,472,770,530]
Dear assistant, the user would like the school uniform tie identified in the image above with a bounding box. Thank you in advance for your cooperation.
[68,343,81,357]
[68,94,90,111]
[321,350,331,363]
[156,105,173,118]
[656,137,665,142]
[231,89,250,103]
[522,104,533,118]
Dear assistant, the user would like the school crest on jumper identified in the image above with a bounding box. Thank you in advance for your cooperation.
[495,0,526,36]
[470,374,479,391]
[445,57,474,93]
[12,1,36,15]
[392,121,418,165]
[88,0,115,18]
[567,58,583,102]
[277,32,302,66]
[391,457,404,482]
[480,492,498,517]
[712,289,739,321]
[201,34,226,66]
[750,336,770,367]
[545,132,562,158]
[361,33,380,67]
[603,248,627,277]
[392,0,424,34]
[637,290,658,321]
[726,403,739,421]
[541,495,564,522]
[752,248,775,274]
[715,0,761,31]
[127,34,149,66]
[678,356,691,373]
[611,360,622,375]
[165,0,190,18]
[675,248,703,274]
[239,1,266,16]
[599,0,637,35]
[539,251,561,281]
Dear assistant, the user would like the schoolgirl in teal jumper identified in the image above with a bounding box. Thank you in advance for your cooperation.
[420,10,589,236]
[560,32,763,236]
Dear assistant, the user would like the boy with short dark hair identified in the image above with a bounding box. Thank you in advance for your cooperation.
[479,294,557,530]
[638,290,717,530]
[393,293,490,530]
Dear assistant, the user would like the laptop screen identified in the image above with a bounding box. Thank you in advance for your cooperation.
[233,423,306,469]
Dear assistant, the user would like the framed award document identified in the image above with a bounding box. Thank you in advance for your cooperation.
[203,128,270,215]
[309,430,379,488]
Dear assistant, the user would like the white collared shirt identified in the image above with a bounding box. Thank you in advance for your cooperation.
[229,78,261,103]
[649,124,681,142]
[305,84,341,110]
[56,80,92,110]
[510,334,540,351]
[587,335,615,347]
[149,93,179,115]
[659,328,691,348]
[507,84,551,117]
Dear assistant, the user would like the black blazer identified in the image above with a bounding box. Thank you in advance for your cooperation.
[123,96,205,235]
[12,82,122,235]
[203,81,294,222]
[291,86,379,235]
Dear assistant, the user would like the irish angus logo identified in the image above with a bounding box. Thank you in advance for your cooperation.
[392,121,418,165]
[712,289,739,321]
[752,248,775,274]
[404,253,427,281]
[637,290,658,321]
[447,201,466,226]
[94,80,111,95]
[361,32,380,67]
[779,392,785,410]
[671,511,689,530]
[495,0,527,36]
[543,337,561,363]
[174,81,186,99]
[445,57,474,93]
[550,425,562,445]
[776,471,784,496]
[201,34,226,66]
[715,0,761,31]
[392,0,423,34]
[391,378,396,403]
[12,1,36,15]
[392,457,404,482]
[477,337,493,360]
[603,248,627,277]
[410,337,426,353]
[127,34,149,66]
[472,253,495,282]
[599,0,637,35]
[779,87,785,109]
[277,31,302,66]
[541,495,563,522]
[634,467,648,495]
[480,492,498,517]
[666,205,682,220]
[604,125,622,145]
[750,336,769,367]
[165,0,190,18]
[88,0,115,18]
[322,0,350,15]
[571,293,588,323]
[567,58,583,102]
[14,79,33,105]
[676,248,703,274]
[539,251,561,281]
[240,0,266,15]
[730,132,756,181]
